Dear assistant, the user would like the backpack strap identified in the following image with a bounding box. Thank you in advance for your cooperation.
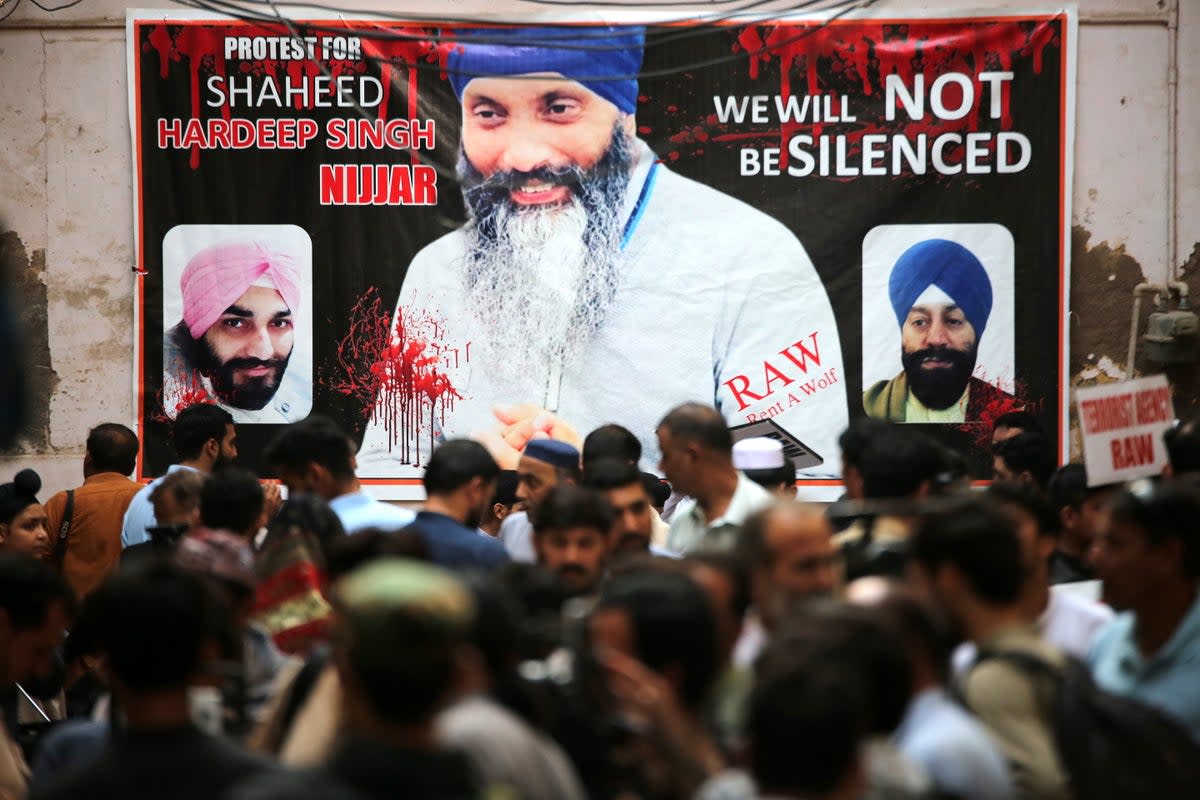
[53,490,75,565]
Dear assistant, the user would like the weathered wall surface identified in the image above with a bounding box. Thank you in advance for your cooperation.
[1,0,1196,495]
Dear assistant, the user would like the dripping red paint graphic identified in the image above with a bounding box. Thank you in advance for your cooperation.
[332,288,466,466]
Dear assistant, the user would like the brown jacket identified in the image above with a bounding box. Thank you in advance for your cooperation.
[45,472,143,599]
[863,373,1019,423]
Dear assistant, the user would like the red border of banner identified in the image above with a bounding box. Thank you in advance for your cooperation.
[133,13,1071,487]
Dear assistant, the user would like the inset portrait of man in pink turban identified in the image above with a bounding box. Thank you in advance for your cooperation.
[162,226,312,423]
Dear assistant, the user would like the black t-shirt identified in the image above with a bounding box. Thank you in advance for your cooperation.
[1048,550,1094,585]
[30,724,274,800]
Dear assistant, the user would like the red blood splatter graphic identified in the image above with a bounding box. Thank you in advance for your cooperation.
[704,20,1062,175]
[142,22,444,169]
[154,370,217,423]
[956,371,1041,449]
[331,288,466,466]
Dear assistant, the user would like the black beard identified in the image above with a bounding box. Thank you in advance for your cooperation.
[200,339,292,411]
[902,344,977,410]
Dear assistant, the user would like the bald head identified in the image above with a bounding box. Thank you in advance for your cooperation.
[656,403,732,496]
[740,503,839,629]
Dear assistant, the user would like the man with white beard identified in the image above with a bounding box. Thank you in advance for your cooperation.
[358,25,847,477]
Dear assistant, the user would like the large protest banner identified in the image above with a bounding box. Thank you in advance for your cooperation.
[128,8,1076,495]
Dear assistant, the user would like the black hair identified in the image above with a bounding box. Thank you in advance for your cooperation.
[582,423,642,465]
[423,439,500,495]
[595,567,719,711]
[837,417,893,470]
[532,486,614,536]
[859,427,944,499]
[1047,464,1089,511]
[994,432,1056,490]
[685,550,752,622]
[199,466,264,536]
[263,414,355,480]
[88,560,229,691]
[1164,420,1200,476]
[490,470,519,507]
[993,411,1043,436]
[641,473,671,507]
[743,461,795,491]
[910,497,1024,606]
[869,582,955,684]
[749,661,863,796]
[657,403,732,454]
[265,493,346,562]
[172,403,234,461]
[760,603,912,735]
[459,573,522,680]
[323,528,431,581]
[987,480,1060,537]
[0,552,74,630]
[1109,482,1200,579]
[86,423,139,476]
[0,469,42,525]
[581,457,643,492]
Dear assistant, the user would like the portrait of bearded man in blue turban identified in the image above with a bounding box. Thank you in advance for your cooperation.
[359,25,848,477]
[863,239,1016,423]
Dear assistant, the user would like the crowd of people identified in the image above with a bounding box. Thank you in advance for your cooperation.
[0,403,1198,799]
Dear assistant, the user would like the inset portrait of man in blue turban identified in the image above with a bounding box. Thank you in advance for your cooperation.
[359,25,848,476]
[863,237,1016,423]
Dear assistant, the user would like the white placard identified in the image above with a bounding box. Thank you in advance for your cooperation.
[1075,375,1173,486]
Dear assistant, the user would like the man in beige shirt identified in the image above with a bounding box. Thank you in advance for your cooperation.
[909,496,1072,800]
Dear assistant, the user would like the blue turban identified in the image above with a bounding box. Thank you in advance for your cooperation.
[446,26,645,114]
[888,239,993,340]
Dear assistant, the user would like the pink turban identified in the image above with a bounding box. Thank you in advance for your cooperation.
[181,240,303,340]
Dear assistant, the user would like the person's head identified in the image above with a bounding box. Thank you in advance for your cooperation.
[1163,419,1200,478]
[846,577,954,688]
[199,466,264,538]
[1046,464,1116,556]
[265,493,346,565]
[514,439,580,514]
[747,659,865,800]
[641,472,670,514]
[889,239,992,411]
[858,426,944,500]
[0,553,73,687]
[992,410,1043,445]
[0,470,49,561]
[582,457,654,556]
[1091,481,1200,611]
[986,480,1058,583]
[173,403,237,470]
[176,240,302,411]
[734,437,796,498]
[458,572,523,685]
[448,27,644,378]
[739,502,839,630]
[760,602,912,737]
[173,527,258,625]
[908,497,1024,633]
[582,423,642,466]
[591,566,718,712]
[88,560,230,701]
[531,485,613,595]
[656,403,733,497]
[684,551,751,667]
[993,431,1055,489]
[332,560,474,730]
[150,468,205,529]
[480,470,520,533]
[837,418,892,500]
[423,439,501,527]
[264,415,356,500]
[83,423,139,477]
[324,528,431,582]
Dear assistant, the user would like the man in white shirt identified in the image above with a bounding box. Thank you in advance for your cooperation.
[356,25,847,478]
[659,404,771,554]
[497,439,580,562]
[264,416,413,533]
[122,403,238,548]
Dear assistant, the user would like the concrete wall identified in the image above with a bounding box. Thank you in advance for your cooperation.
[1,0,1196,496]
